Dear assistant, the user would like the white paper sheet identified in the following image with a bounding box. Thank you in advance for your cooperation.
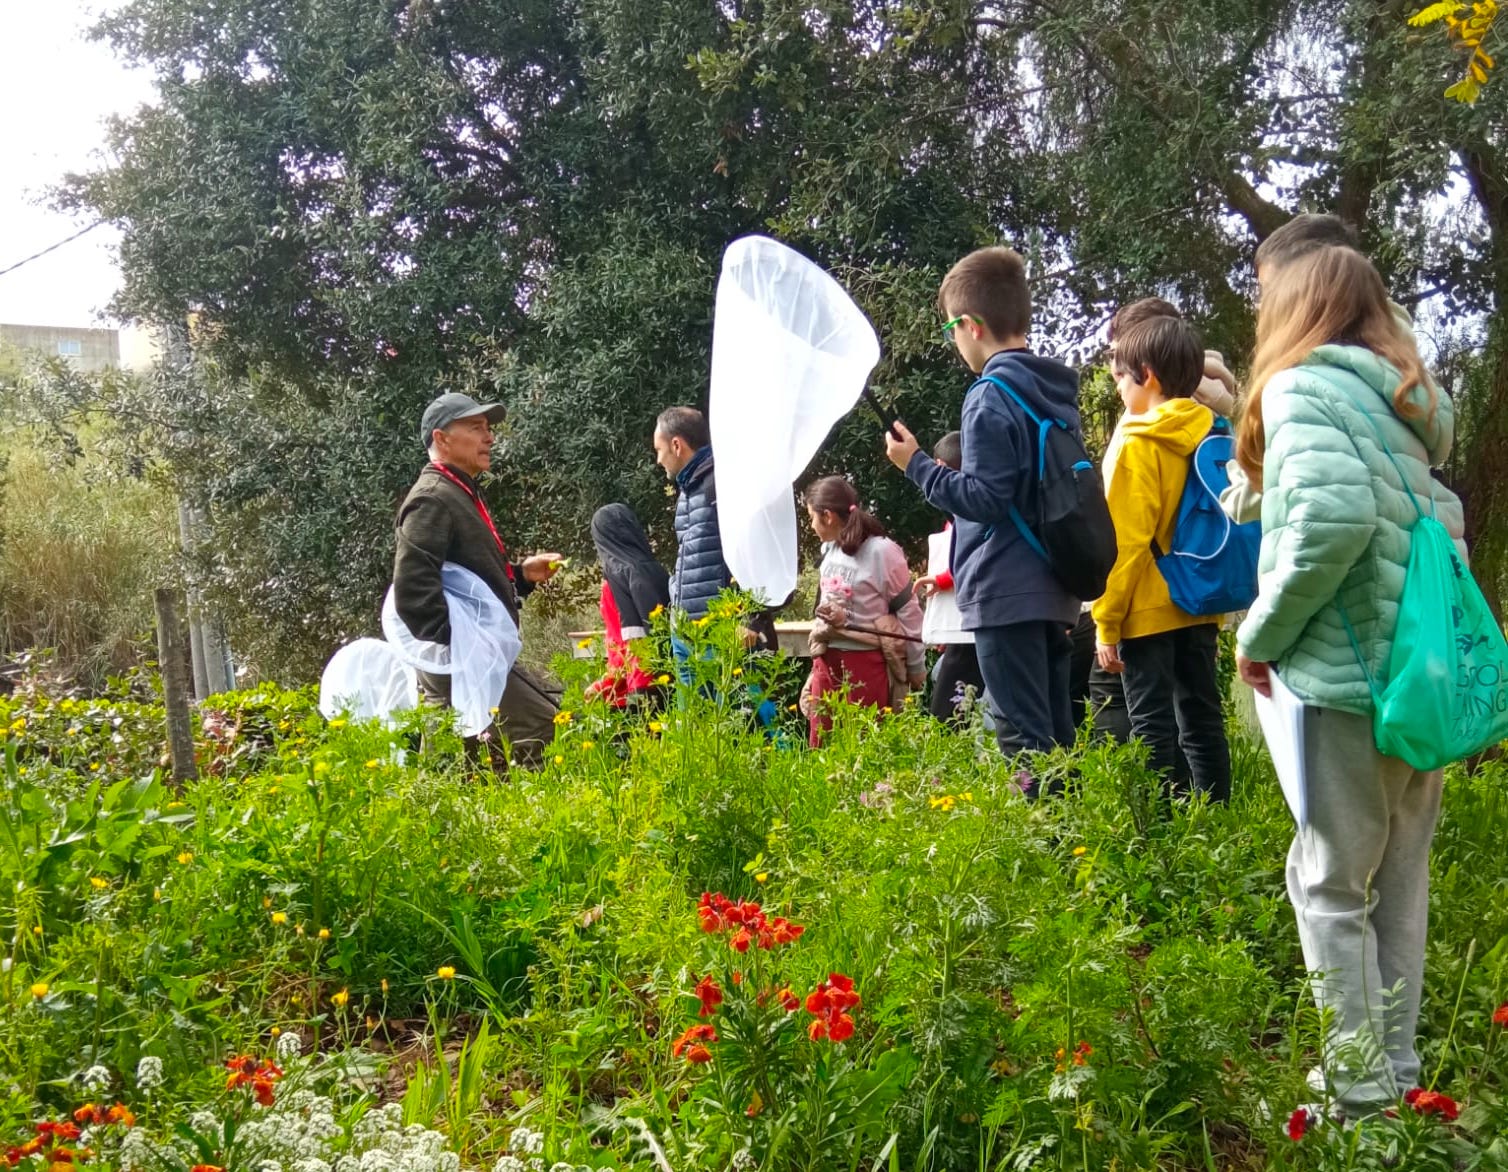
[1254,667,1307,827]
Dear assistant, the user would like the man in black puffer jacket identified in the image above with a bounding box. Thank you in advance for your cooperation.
[653,406,778,650]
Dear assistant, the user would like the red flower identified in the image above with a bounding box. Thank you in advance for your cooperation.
[804,973,861,1043]
[670,1023,718,1060]
[1493,1002,1508,1027]
[1404,1087,1460,1120]
[777,986,800,1013]
[694,975,724,1018]
[252,1077,277,1107]
[190,1166,226,1172]
[1286,1107,1310,1141]
[729,927,752,953]
[1073,1041,1092,1066]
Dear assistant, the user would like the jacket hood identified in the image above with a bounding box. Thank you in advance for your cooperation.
[1118,397,1213,456]
[979,349,1082,427]
[1302,344,1450,465]
[591,503,659,570]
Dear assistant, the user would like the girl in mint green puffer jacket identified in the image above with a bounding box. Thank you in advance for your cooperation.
[1234,245,1464,1120]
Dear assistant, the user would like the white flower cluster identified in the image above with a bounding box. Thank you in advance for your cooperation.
[489,1126,611,1172]
[276,1031,304,1062]
[116,1090,461,1172]
[81,1064,113,1092]
[135,1056,164,1091]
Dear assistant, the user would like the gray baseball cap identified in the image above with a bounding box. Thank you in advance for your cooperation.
[419,392,507,447]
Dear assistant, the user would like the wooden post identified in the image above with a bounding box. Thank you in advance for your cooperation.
[154,588,199,787]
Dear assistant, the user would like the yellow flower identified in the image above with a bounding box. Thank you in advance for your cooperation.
[30,982,48,999]
[881,706,893,714]
[313,761,330,776]
[693,616,709,628]
[278,719,292,731]
[577,638,594,650]
[960,791,973,802]
[928,795,956,811]
[331,988,350,1008]
[165,801,184,810]
[66,727,78,736]
[89,876,109,890]
[381,979,389,996]
[318,927,331,940]
[295,922,306,936]
[262,896,273,909]
[271,911,288,925]
[649,605,664,619]
[89,763,100,772]
[553,754,564,765]
[656,674,672,686]
[32,924,43,935]
[731,667,743,677]
[553,710,573,725]
[754,872,769,884]
[153,888,161,901]
[648,720,664,734]
[365,759,379,769]
[176,851,194,865]
[328,718,347,730]
[580,740,595,750]
[270,1026,281,1037]
[11,717,25,731]
[1072,846,1088,857]
[787,703,799,712]
[437,965,456,980]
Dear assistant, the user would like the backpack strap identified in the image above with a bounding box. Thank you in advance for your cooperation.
[887,580,915,615]
[976,374,1055,562]
[1308,366,1432,524]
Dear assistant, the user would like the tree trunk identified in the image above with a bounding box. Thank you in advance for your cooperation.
[154,588,199,788]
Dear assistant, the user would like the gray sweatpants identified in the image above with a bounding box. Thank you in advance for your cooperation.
[1288,705,1443,1112]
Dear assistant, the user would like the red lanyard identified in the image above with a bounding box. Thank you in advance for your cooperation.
[430,462,514,580]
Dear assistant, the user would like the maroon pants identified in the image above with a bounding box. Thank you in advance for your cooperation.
[808,649,890,746]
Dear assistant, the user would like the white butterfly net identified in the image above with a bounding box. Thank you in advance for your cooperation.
[709,236,881,606]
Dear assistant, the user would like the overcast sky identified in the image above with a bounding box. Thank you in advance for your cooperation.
[0,1,155,328]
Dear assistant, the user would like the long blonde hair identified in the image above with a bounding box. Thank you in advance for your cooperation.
[1236,246,1436,488]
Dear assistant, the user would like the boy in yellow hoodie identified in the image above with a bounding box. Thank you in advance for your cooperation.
[1092,316,1231,803]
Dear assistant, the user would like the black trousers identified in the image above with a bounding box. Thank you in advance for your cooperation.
[929,642,985,724]
[974,621,1075,758]
[1118,623,1231,803]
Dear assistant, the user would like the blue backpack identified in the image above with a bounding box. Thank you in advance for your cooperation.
[1153,416,1260,615]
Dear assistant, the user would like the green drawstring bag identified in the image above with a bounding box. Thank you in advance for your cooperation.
[1337,404,1508,771]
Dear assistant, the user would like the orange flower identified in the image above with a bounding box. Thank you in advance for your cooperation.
[1494,1002,1508,1027]
[670,1023,718,1060]
[777,986,800,1013]
[694,975,724,1017]
[805,973,861,1044]
[190,1166,226,1172]
[105,1104,135,1127]
[1404,1087,1460,1120]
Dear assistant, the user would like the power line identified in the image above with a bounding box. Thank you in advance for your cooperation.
[0,220,107,280]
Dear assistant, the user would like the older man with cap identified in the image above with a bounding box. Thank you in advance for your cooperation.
[393,392,564,769]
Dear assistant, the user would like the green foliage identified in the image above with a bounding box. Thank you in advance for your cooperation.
[0,425,174,686]
[4,613,1508,1169]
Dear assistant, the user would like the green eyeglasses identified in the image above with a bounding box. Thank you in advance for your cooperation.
[941,314,971,339]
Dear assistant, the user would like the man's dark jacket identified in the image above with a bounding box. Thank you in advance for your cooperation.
[670,446,729,620]
[392,463,533,644]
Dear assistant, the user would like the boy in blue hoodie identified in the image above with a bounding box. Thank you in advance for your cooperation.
[885,247,1083,778]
